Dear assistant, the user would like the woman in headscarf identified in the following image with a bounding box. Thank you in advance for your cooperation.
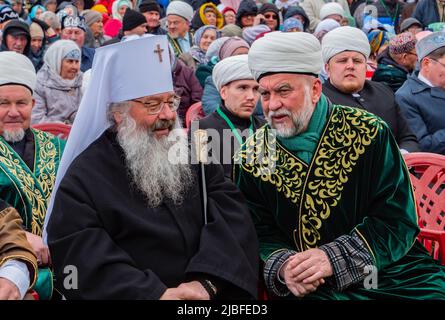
[32,40,83,125]
[111,0,132,22]
[28,5,46,21]
[314,18,341,42]
[367,29,391,78]
[192,2,224,30]
[182,25,219,69]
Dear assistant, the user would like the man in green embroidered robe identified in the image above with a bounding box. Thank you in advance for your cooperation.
[234,30,445,299]
[0,52,65,299]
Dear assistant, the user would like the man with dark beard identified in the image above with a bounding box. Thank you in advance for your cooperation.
[44,35,258,300]
[234,31,445,300]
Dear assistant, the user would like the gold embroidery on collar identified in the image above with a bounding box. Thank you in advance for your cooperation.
[0,130,59,236]
[299,106,383,249]
[234,127,307,204]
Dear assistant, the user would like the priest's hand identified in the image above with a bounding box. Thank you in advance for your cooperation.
[0,278,21,300]
[159,281,210,300]
[25,232,51,267]
[284,248,333,288]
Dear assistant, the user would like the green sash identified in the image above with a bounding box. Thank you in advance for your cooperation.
[0,129,65,299]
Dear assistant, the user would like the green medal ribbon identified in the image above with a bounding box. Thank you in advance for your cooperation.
[216,107,254,146]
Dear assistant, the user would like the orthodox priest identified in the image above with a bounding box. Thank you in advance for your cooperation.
[45,35,258,300]
[0,51,65,300]
[196,54,264,179]
[234,31,445,299]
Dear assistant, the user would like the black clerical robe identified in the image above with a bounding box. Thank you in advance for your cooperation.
[47,130,259,299]
[197,105,265,179]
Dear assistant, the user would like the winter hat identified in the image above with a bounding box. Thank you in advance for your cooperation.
[242,24,270,45]
[61,15,87,32]
[367,29,390,55]
[319,2,344,20]
[122,8,146,32]
[91,4,108,14]
[389,32,416,55]
[139,0,160,13]
[166,1,194,22]
[221,24,243,37]
[82,9,103,27]
[400,17,422,33]
[0,5,19,24]
[218,36,250,60]
[30,22,44,39]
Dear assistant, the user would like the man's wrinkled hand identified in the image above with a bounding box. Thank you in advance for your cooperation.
[286,248,333,284]
[0,277,21,300]
[25,231,51,266]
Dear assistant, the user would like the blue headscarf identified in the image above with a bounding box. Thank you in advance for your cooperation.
[29,5,46,20]
[282,18,304,32]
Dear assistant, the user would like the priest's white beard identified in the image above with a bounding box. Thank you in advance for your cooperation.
[2,129,25,142]
[265,87,315,138]
[116,114,193,208]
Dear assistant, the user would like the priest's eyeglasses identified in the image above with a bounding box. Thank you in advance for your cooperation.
[131,96,181,115]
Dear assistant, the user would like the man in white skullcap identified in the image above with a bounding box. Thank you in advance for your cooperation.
[322,26,419,154]
[44,35,258,300]
[234,31,445,300]
[196,54,264,179]
[0,51,65,300]
[300,0,350,32]
[166,0,195,56]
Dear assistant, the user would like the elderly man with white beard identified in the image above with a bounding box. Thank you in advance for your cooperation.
[44,35,258,300]
[234,31,445,300]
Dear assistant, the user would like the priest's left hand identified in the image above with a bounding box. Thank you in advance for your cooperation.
[285,248,333,284]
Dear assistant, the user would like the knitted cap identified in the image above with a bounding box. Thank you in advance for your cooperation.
[122,8,146,32]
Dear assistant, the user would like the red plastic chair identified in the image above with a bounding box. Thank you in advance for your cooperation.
[32,123,71,140]
[404,152,445,265]
[185,102,205,131]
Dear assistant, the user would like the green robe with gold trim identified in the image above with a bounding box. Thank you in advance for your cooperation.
[234,99,445,299]
[0,129,65,299]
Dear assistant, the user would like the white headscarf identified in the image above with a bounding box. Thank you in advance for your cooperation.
[43,39,81,76]
[112,0,133,21]
[42,35,173,242]
[212,54,254,91]
[248,31,323,81]
[321,26,371,63]
[0,51,36,93]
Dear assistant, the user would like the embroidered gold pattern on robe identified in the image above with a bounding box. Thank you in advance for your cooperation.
[0,130,59,236]
[235,106,384,250]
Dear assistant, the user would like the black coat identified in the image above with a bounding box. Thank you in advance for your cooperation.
[323,80,419,152]
[47,129,259,299]
[197,105,265,179]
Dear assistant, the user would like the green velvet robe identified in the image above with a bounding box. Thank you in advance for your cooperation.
[0,129,65,299]
[234,103,445,299]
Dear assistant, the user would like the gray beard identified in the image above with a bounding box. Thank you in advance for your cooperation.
[2,129,25,143]
[265,89,315,138]
[116,115,193,208]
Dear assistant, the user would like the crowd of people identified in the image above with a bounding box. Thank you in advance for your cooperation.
[0,0,444,300]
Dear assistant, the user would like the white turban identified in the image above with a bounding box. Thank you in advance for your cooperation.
[166,0,194,22]
[43,39,81,76]
[0,51,36,93]
[248,31,323,81]
[321,26,371,63]
[212,54,253,91]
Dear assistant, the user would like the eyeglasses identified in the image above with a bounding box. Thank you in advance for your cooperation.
[264,13,277,19]
[406,51,417,57]
[131,96,181,115]
[430,58,445,69]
